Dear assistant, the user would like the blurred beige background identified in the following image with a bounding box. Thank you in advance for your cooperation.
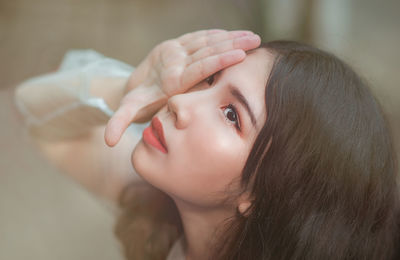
[1,0,399,259]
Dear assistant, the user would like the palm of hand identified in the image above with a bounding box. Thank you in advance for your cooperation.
[148,40,188,96]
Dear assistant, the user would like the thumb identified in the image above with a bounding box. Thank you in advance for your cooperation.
[104,104,138,147]
[104,85,168,147]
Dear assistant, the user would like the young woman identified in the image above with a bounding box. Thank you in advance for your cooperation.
[16,30,400,259]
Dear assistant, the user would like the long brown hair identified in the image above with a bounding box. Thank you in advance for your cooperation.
[116,41,400,259]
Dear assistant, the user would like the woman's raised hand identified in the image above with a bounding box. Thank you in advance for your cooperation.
[104,29,261,147]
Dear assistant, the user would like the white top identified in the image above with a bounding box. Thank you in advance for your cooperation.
[166,237,185,260]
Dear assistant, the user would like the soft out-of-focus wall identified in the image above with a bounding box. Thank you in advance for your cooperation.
[0,0,262,89]
[1,0,399,259]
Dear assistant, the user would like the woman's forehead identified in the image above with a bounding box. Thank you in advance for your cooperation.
[221,48,273,128]
[221,48,274,86]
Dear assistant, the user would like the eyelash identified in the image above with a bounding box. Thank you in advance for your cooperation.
[205,74,241,131]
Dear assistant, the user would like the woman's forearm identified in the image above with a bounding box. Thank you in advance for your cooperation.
[15,76,126,140]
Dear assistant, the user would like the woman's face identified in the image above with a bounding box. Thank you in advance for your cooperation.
[132,49,274,208]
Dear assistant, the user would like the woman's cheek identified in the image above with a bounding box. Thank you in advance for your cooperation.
[182,129,247,184]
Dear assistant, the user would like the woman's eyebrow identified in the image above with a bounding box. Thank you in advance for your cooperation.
[229,85,257,127]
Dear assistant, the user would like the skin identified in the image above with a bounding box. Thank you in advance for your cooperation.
[17,29,271,259]
[100,30,270,259]
[105,30,262,146]
[23,30,264,204]
[132,49,274,259]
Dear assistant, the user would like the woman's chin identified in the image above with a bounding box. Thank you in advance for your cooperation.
[131,140,162,187]
[131,140,146,178]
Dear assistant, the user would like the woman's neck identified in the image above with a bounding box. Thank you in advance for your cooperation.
[173,199,234,260]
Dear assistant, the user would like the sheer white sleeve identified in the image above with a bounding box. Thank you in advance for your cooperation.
[15,49,135,140]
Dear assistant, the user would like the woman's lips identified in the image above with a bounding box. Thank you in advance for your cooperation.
[142,117,168,154]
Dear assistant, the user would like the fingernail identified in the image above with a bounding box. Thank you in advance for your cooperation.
[245,34,261,42]
[236,34,261,42]
[231,30,254,37]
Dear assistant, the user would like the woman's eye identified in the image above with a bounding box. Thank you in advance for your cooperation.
[205,74,215,85]
[223,104,241,131]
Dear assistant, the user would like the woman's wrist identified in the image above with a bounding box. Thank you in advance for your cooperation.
[89,77,128,112]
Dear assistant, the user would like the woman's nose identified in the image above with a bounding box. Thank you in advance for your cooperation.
[167,94,192,129]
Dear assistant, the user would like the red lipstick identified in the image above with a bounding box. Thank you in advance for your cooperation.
[142,117,168,153]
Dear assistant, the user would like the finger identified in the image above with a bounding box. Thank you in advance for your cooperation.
[105,85,168,146]
[188,34,261,64]
[183,30,255,54]
[181,49,246,88]
[104,104,138,147]
[178,29,226,45]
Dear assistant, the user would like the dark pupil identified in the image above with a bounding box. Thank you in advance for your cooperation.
[206,75,214,85]
[227,109,236,121]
